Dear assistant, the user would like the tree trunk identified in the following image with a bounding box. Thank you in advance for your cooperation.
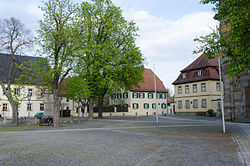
[88,97,94,120]
[53,92,61,128]
[10,103,18,124]
[98,100,103,118]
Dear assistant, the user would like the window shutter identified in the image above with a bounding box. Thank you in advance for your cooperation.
[143,93,145,98]
[164,94,167,99]
[137,92,140,98]
[152,93,154,99]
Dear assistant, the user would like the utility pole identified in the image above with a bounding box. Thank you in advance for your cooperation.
[153,64,159,124]
[218,57,225,133]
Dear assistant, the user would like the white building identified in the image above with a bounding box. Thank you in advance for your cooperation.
[110,68,172,116]
[0,54,74,119]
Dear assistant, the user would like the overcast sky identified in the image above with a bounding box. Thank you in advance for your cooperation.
[0,0,218,95]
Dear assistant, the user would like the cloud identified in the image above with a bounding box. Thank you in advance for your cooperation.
[123,10,218,91]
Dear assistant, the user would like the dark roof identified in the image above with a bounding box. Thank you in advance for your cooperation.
[131,68,168,93]
[0,53,44,83]
[181,54,219,72]
[172,55,221,85]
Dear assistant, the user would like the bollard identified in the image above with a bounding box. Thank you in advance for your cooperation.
[146,112,148,116]
[136,112,137,116]
[123,113,125,118]
[110,113,112,117]
[162,111,163,116]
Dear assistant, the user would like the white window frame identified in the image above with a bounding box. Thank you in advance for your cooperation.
[202,99,207,108]
[27,103,32,111]
[28,88,33,96]
[185,85,189,93]
[193,99,198,108]
[3,103,8,110]
[40,103,44,111]
[198,70,203,76]
[132,103,139,109]
[185,100,190,108]
[178,100,182,108]
[178,86,182,94]
[193,84,197,93]
[201,83,206,92]
[216,82,220,91]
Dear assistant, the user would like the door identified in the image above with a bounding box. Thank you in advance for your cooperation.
[246,87,250,118]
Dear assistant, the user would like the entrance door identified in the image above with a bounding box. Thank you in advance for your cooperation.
[246,87,250,118]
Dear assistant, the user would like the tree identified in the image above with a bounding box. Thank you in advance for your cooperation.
[194,0,250,77]
[37,0,82,127]
[77,0,144,119]
[61,75,90,119]
[0,17,33,124]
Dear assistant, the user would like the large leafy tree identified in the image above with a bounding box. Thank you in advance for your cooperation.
[37,0,82,127]
[194,0,249,77]
[0,17,33,125]
[77,0,144,119]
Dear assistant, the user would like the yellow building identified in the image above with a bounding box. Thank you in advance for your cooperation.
[172,55,223,116]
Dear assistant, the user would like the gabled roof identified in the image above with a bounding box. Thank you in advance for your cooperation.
[0,53,44,83]
[172,55,221,85]
[131,68,168,93]
[181,54,219,72]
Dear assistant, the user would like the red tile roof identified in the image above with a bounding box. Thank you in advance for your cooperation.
[173,55,221,85]
[131,68,168,93]
[181,54,219,72]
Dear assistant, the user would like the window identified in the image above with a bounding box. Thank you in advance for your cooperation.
[161,103,167,109]
[182,73,187,79]
[27,103,32,111]
[139,92,145,99]
[159,93,163,99]
[202,99,207,108]
[3,88,8,95]
[40,104,44,111]
[193,99,198,108]
[198,70,203,76]
[123,93,128,99]
[112,94,116,99]
[3,103,7,110]
[201,83,206,92]
[193,84,197,93]
[185,100,190,108]
[28,89,33,96]
[144,103,149,109]
[152,103,156,109]
[164,93,167,99]
[66,98,69,102]
[178,86,182,94]
[117,93,122,99]
[178,100,182,108]
[14,88,20,96]
[185,85,189,93]
[148,93,153,99]
[216,82,220,91]
[132,92,137,98]
[132,103,139,109]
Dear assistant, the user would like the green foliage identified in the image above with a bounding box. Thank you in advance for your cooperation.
[195,0,250,77]
[207,109,214,117]
[76,0,144,100]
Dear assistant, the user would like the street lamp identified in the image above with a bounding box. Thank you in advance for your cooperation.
[27,91,32,129]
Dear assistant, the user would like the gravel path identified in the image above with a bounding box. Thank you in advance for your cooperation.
[0,116,247,166]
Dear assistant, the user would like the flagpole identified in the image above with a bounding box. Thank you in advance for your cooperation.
[153,64,159,124]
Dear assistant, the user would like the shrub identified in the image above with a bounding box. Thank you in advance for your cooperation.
[207,109,214,117]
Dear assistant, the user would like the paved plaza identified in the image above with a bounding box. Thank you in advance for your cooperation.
[0,116,249,166]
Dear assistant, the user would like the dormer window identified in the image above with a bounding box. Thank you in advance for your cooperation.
[198,70,203,76]
[182,73,187,79]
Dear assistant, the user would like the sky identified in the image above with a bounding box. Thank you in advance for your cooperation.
[0,0,218,95]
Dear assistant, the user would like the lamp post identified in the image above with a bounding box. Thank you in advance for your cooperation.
[27,92,32,129]
[218,57,225,133]
[153,64,159,124]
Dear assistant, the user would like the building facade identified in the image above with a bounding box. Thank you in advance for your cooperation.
[110,68,170,116]
[0,54,74,119]
[173,55,223,116]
